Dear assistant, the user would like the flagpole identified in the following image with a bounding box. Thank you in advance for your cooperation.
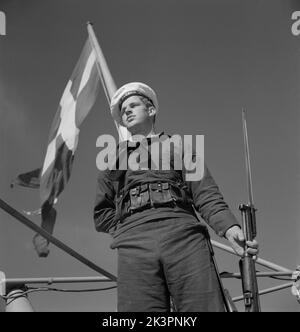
[87,22,116,102]
[87,22,129,141]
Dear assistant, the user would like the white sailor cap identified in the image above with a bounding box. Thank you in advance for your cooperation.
[110,82,158,124]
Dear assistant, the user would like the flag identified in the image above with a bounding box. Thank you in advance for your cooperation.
[13,38,100,257]
[10,168,41,189]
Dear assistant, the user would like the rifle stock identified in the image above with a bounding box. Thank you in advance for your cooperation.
[239,204,260,312]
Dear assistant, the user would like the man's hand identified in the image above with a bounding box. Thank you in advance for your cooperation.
[225,225,259,258]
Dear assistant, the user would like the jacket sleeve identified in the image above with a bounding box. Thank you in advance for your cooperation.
[187,163,240,237]
[93,170,118,234]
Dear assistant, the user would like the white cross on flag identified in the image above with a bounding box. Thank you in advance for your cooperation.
[41,39,99,205]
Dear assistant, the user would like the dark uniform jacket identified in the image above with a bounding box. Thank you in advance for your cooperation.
[94,133,239,239]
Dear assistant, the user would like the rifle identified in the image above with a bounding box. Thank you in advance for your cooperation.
[239,109,261,312]
[205,229,238,312]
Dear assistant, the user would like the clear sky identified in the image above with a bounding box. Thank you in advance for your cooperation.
[0,0,299,312]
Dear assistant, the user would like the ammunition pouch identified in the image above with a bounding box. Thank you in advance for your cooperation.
[116,181,193,221]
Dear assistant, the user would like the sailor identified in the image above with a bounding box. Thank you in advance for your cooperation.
[93,82,259,312]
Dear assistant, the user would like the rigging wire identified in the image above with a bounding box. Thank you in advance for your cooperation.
[1,285,117,305]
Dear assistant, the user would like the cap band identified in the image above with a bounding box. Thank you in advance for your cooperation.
[118,91,154,110]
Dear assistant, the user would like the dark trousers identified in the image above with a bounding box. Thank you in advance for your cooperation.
[111,216,225,312]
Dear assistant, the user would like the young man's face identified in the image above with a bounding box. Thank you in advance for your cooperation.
[120,95,152,130]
